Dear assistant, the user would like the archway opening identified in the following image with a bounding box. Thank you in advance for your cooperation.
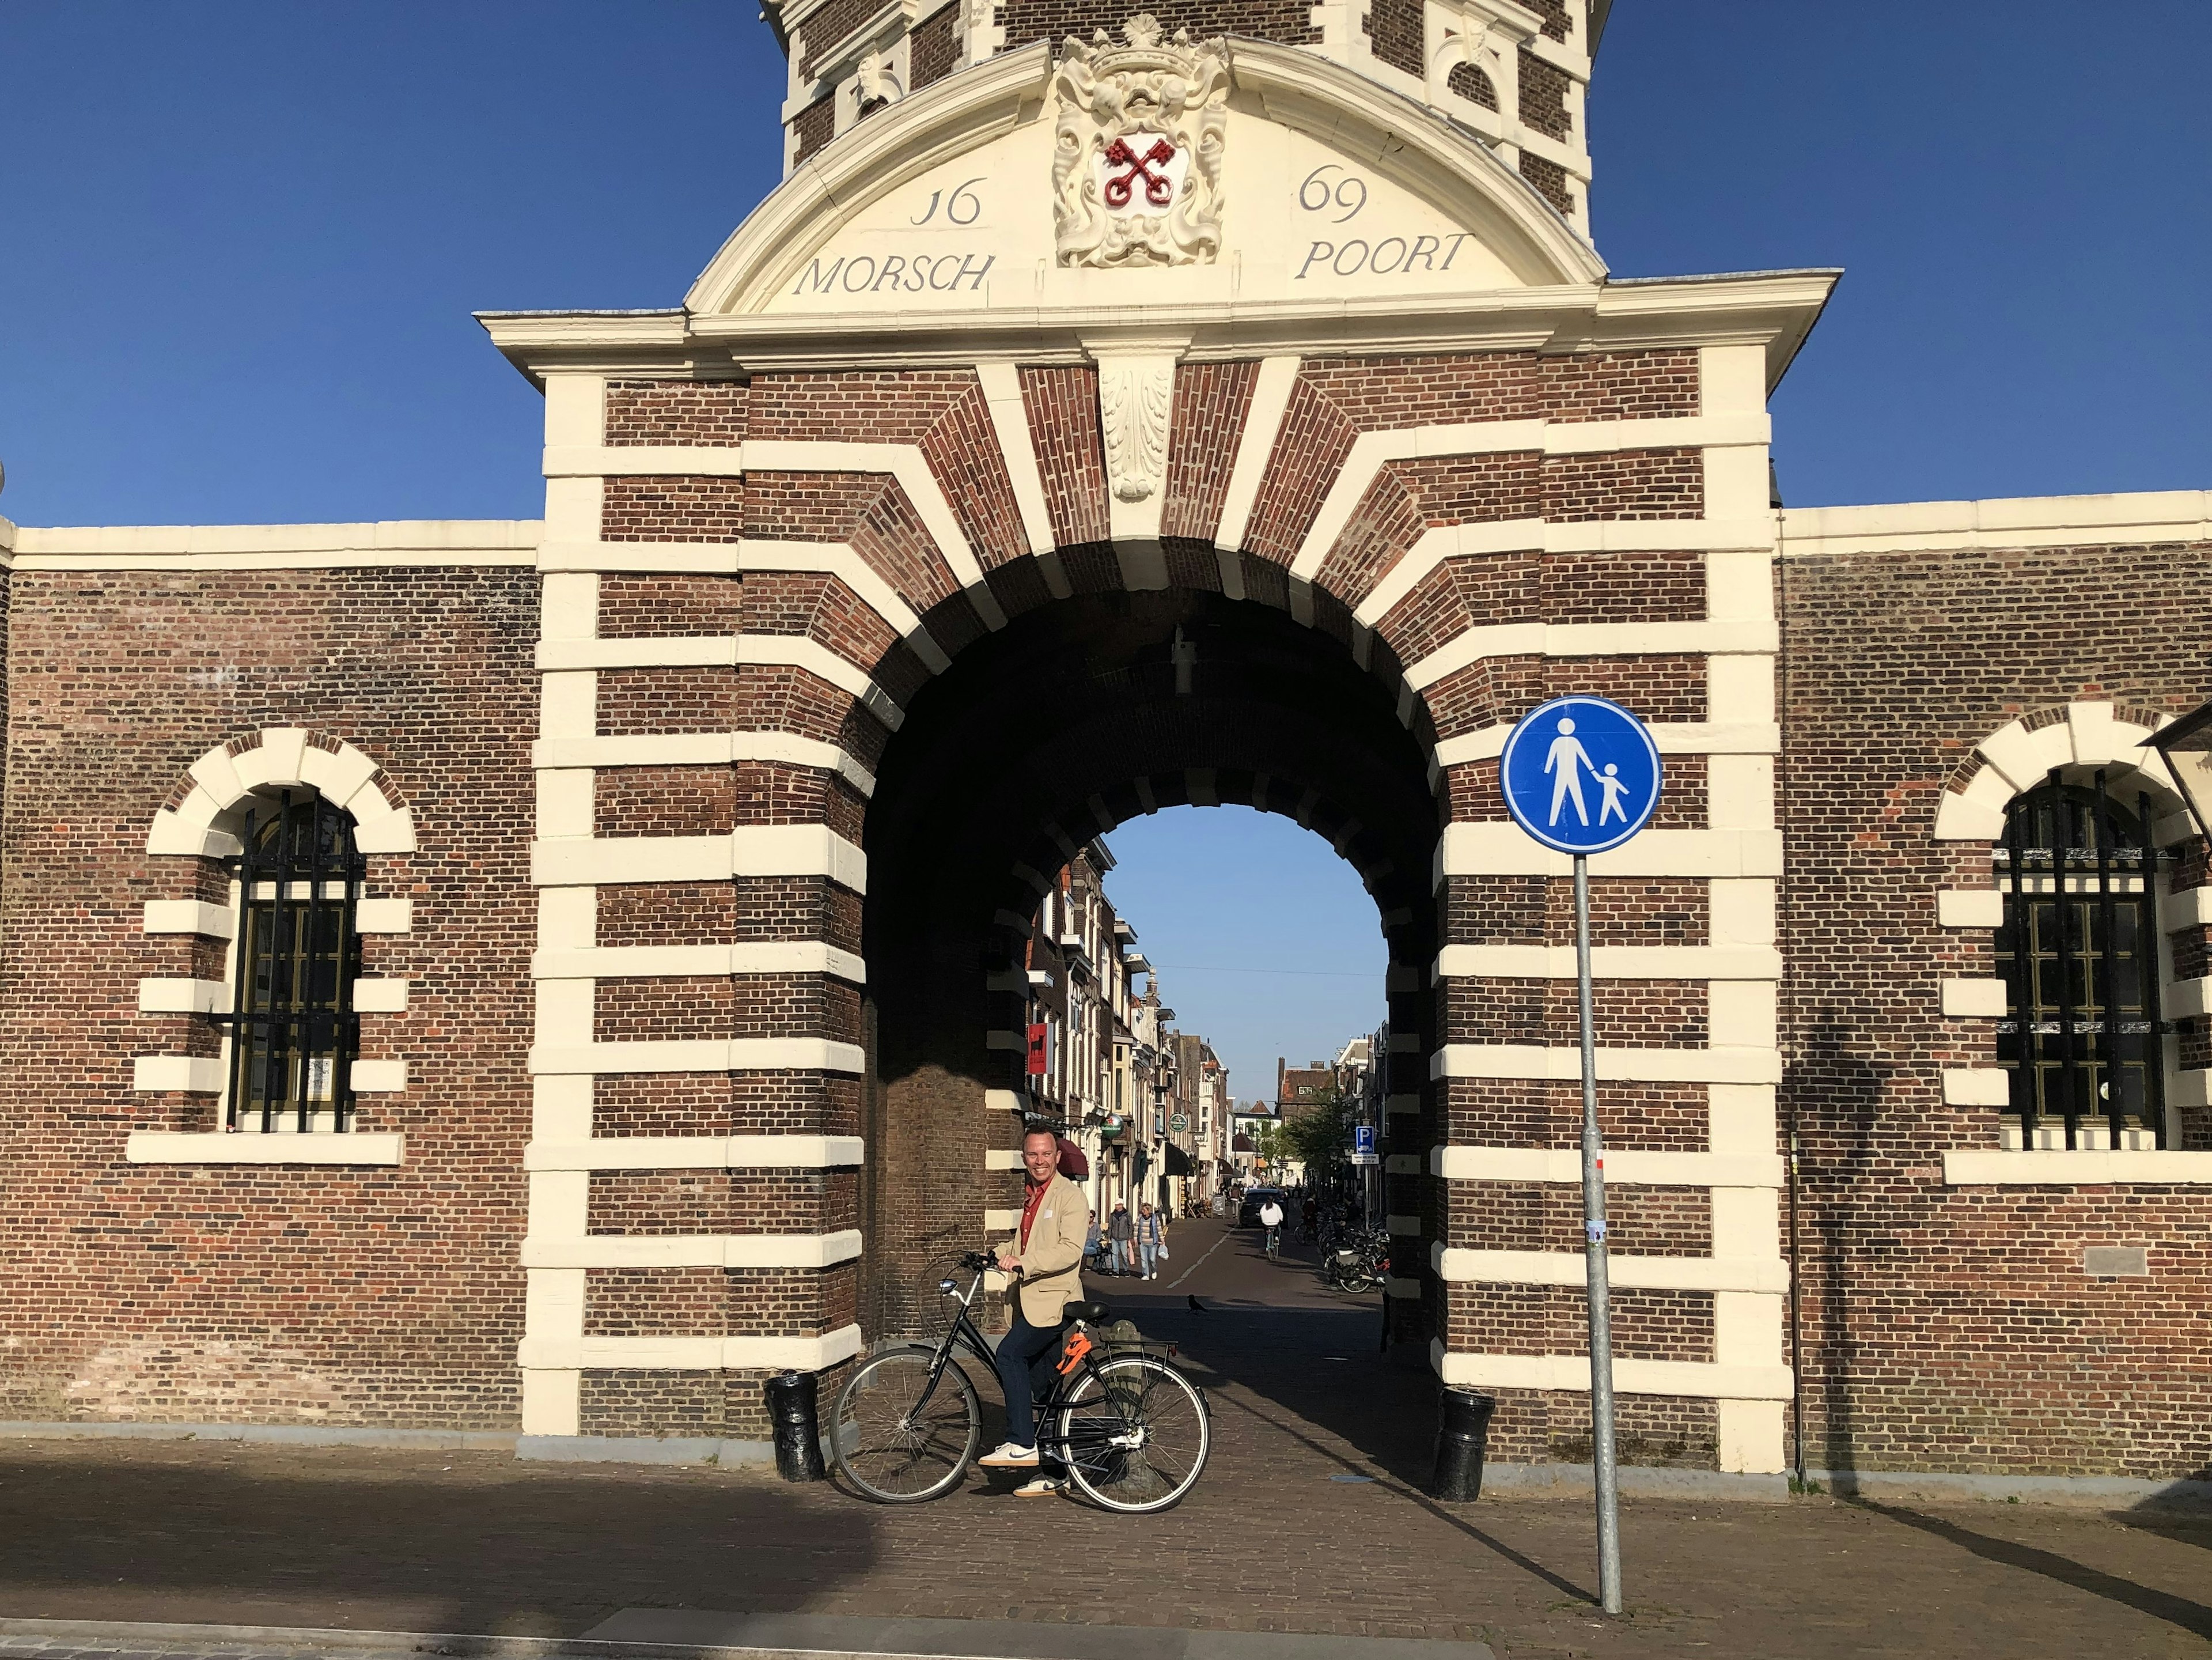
[857,587,1438,1351]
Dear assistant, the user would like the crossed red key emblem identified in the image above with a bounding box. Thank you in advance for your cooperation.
[1103,137,1177,209]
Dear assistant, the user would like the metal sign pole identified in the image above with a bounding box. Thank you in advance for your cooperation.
[1575,852,1623,1616]
[1499,694,1654,1619]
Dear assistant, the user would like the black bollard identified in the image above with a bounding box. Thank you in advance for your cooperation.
[765,1369,826,1482]
[1431,1386,1495,1501]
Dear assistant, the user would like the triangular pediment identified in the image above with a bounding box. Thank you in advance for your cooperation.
[686,35,1605,319]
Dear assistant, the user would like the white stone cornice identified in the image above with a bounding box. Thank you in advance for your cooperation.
[1781,490,2212,559]
[7,520,540,570]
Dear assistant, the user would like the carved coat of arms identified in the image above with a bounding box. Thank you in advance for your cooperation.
[1051,16,1228,268]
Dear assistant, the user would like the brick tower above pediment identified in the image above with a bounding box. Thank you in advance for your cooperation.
[770,0,1604,235]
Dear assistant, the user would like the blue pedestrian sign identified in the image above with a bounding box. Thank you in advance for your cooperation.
[1499,695,1662,855]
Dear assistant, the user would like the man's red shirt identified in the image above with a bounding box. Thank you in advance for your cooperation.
[1019,1175,1051,1251]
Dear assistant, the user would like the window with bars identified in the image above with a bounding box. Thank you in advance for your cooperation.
[1993,771,2168,1149]
[213,789,365,1132]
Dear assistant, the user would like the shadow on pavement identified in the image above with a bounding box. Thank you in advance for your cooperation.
[0,1445,882,1636]
[1850,1499,2212,1641]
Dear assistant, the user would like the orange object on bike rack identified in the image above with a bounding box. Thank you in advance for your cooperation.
[1056,1329,1093,1375]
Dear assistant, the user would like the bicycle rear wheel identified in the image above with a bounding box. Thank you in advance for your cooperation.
[829,1347,980,1502]
[1056,1355,1210,1513]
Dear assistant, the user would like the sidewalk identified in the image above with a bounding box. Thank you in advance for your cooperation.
[0,1219,2203,1658]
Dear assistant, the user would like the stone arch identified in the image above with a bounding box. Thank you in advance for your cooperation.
[1933,701,2186,842]
[145,728,417,858]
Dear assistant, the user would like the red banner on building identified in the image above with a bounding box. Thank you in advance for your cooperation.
[1027,1022,1049,1075]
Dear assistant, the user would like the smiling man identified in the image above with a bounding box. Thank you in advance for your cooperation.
[977,1125,1090,1494]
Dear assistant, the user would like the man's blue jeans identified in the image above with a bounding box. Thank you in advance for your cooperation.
[994,1306,1062,1448]
[1139,1242,1159,1277]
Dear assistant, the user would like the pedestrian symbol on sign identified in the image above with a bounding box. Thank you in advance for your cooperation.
[1502,697,1662,854]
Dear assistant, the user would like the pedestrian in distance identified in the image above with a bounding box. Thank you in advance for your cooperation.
[978,1126,1089,1497]
[1108,1200,1135,1276]
[1084,1207,1104,1275]
[1137,1201,1165,1279]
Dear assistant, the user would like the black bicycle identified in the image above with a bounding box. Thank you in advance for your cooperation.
[828,1251,1210,1512]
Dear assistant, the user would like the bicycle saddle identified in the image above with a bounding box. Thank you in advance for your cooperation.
[1066,1300,1112,1326]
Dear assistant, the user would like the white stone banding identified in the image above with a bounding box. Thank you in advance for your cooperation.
[1432,1146,1784,1187]
[518,1328,863,1372]
[521,1230,865,1269]
[526,1041,867,1077]
[1432,1245,1789,1294]
[1403,618,1780,695]
[522,1135,866,1170]
[1431,1044,1782,1086]
[1290,411,1771,584]
[1433,1343,1794,1402]
[1435,826,1782,883]
[530,826,867,891]
[1434,944,1780,981]
[533,943,865,982]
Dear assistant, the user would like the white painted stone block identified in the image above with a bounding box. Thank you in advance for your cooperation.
[1940,978,2008,1018]
[1936,888,2003,929]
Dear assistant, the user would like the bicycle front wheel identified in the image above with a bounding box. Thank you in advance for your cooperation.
[829,1347,981,1502]
[1056,1355,1210,1513]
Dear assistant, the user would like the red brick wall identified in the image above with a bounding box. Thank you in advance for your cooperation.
[1781,536,2212,1479]
[910,5,959,88]
[1365,0,1423,77]
[0,566,537,1427]
[993,0,1316,48]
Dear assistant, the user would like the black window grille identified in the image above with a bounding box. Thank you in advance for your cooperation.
[213,789,365,1132]
[1994,769,2168,1149]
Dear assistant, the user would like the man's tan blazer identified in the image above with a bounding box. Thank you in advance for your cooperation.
[1002,1172,1089,1327]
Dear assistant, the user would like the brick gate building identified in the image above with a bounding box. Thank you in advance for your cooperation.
[1,1,2205,1494]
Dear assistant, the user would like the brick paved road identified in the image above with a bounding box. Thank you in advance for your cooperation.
[0,1217,2205,1657]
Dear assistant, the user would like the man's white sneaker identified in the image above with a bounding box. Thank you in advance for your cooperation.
[978,1442,1040,1468]
[1013,1474,1065,1498]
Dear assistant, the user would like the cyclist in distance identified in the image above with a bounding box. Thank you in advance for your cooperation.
[1259,1193,1285,1261]
[978,1125,1090,1496]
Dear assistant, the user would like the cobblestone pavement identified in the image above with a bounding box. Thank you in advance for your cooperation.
[0,1219,2205,1658]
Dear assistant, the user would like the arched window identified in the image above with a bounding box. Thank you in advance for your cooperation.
[1994,771,2167,1149]
[216,789,365,1132]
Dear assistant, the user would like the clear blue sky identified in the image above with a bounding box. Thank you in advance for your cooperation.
[3,3,2206,1091]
